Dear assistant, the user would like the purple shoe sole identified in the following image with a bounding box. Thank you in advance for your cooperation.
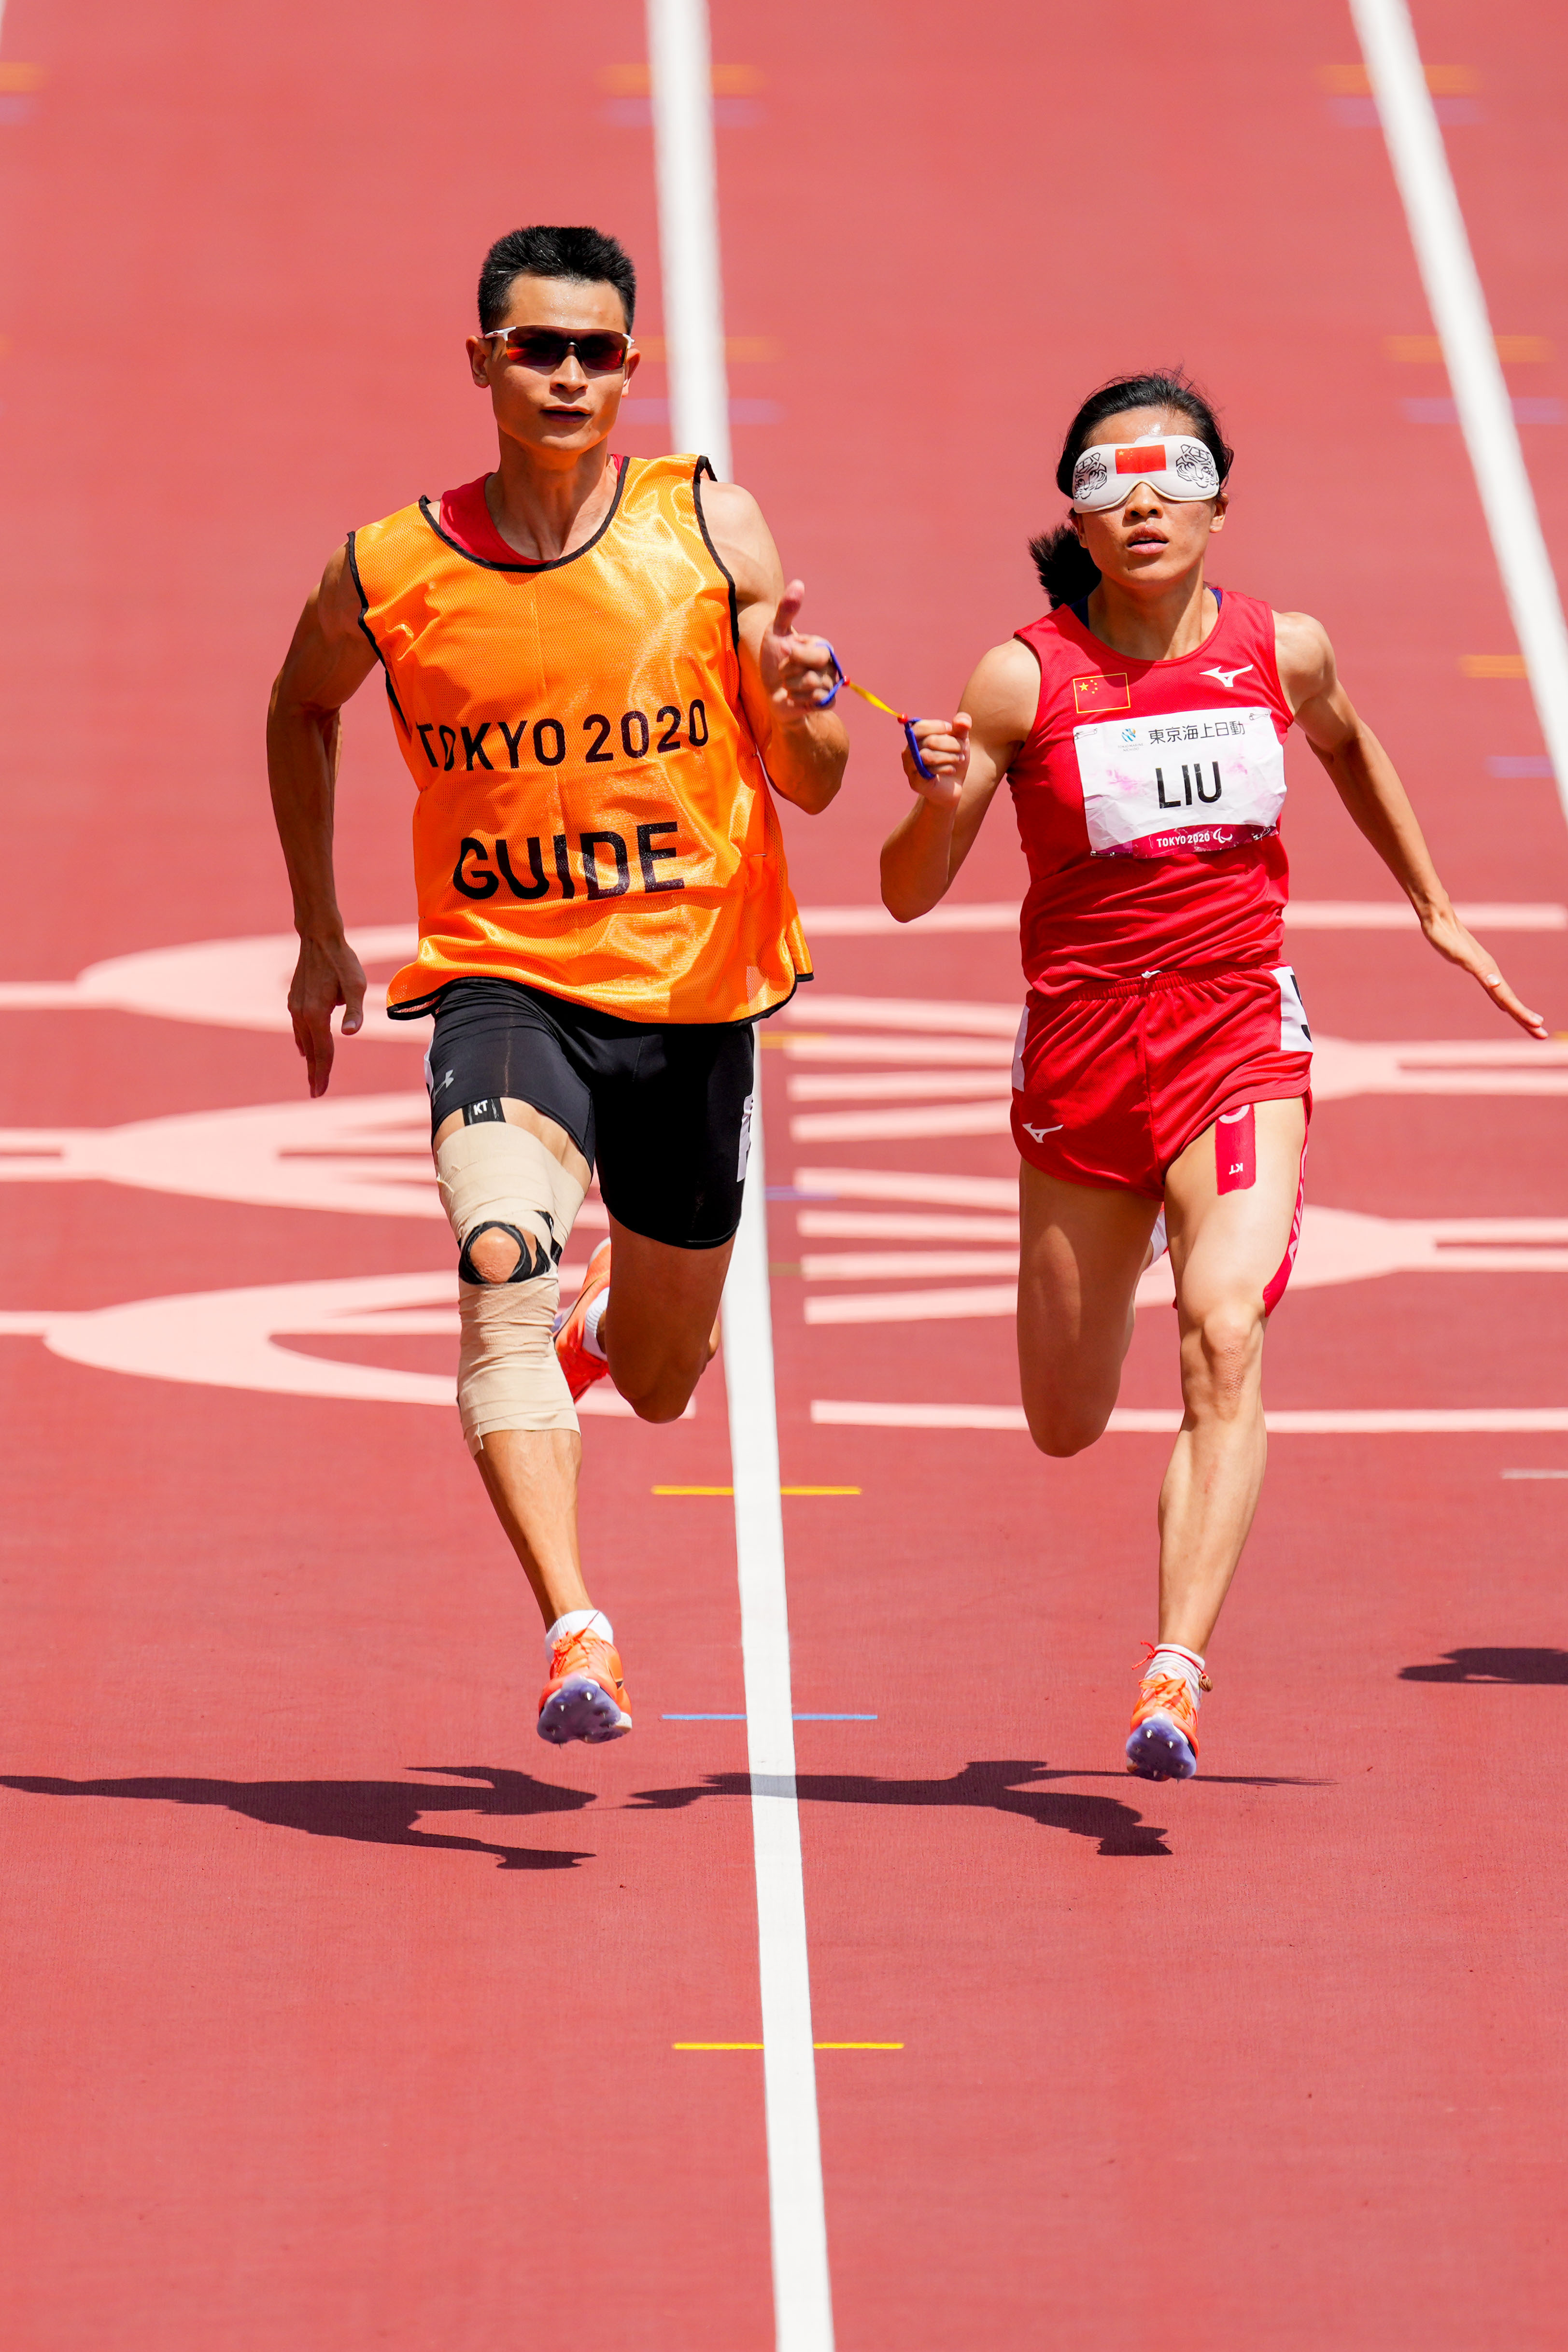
[1125,1714,1197,1780]
[537,1673,633,1746]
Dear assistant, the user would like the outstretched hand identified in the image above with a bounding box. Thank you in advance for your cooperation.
[1420,906,1549,1038]
[759,580,839,715]
[288,934,368,1097]
[903,714,972,812]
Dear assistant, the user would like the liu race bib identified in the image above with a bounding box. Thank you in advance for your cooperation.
[1074,704,1286,859]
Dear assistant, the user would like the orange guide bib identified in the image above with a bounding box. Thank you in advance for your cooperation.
[349,454,811,1024]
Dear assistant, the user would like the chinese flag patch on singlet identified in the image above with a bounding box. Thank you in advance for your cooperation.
[1073,672,1131,717]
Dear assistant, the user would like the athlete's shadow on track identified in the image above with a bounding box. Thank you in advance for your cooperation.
[634,1760,1180,1857]
[0,1765,595,1870]
[1400,1647,1568,1683]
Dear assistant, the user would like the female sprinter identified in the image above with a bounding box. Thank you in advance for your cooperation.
[879,372,1548,1780]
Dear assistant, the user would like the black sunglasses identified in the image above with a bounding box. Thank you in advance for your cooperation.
[481,326,631,374]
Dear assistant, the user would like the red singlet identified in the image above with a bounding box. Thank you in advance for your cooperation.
[1009,587,1291,1000]
[1006,588,1312,1287]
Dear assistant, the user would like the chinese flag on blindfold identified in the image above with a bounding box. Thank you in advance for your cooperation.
[1116,444,1166,473]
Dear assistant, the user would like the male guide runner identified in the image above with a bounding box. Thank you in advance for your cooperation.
[882,371,1546,1779]
[267,225,846,1743]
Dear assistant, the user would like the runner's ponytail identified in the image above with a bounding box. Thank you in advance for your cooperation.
[1031,369,1233,608]
[1030,525,1100,607]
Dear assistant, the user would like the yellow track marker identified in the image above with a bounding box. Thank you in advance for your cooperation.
[653,1485,861,1497]
[1386,333,1550,363]
[600,61,763,95]
[1462,653,1528,678]
[634,334,778,363]
[1317,61,1476,94]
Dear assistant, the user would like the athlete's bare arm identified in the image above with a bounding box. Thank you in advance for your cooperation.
[699,480,848,814]
[267,545,378,1095]
[878,638,1039,919]
[1275,610,1547,1039]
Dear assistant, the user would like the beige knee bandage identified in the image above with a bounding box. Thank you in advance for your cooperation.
[457,1279,578,1453]
[436,1120,589,1452]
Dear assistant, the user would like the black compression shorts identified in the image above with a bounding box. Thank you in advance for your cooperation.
[425,977,756,1250]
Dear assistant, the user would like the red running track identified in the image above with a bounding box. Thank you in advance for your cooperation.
[0,1,1566,2345]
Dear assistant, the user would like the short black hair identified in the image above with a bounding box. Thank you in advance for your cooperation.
[477,225,637,333]
[1030,370,1234,607]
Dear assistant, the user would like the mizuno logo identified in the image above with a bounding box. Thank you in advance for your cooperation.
[1023,1122,1064,1140]
[1201,663,1254,690]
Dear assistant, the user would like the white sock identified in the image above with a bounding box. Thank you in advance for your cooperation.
[1143,1642,1206,1707]
[545,1607,614,1665]
[582,1289,609,1361]
[1148,1208,1168,1263]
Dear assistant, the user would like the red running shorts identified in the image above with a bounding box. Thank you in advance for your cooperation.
[1010,963,1312,1201]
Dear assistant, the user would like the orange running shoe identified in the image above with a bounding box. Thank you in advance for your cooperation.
[1125,1647,1209,1780]
[554,1239,612,1402]
[537,1623,633,1744]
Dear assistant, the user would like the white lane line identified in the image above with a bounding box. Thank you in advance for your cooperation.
[0,902,1560,1029]
[778,1035,1014,1066]
[786,994,1019,1037]
[802,900,1017,935]
[812,1399,1568,1435]
[795,1167,1021,1210]
[1351,0,1568,817]
[0,1272,678,1415]
[722,1110,835,2352]
[792,1103,1012,1143]
[648,0,731,479]
[798,1199,1568,1324]
[787,1069,1011,1102]
[647,4,834,2346]
[798,900,1567,935]
[1285,901,1564,930]
[802,1250,1023,1283]
[797,1209,1021,1241]
[807,1285,1017,1326]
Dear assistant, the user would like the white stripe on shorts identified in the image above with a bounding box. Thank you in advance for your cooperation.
[1273,965,1313,1054]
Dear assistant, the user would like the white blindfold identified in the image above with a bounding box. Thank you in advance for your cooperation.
[1071,435,1221,511]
